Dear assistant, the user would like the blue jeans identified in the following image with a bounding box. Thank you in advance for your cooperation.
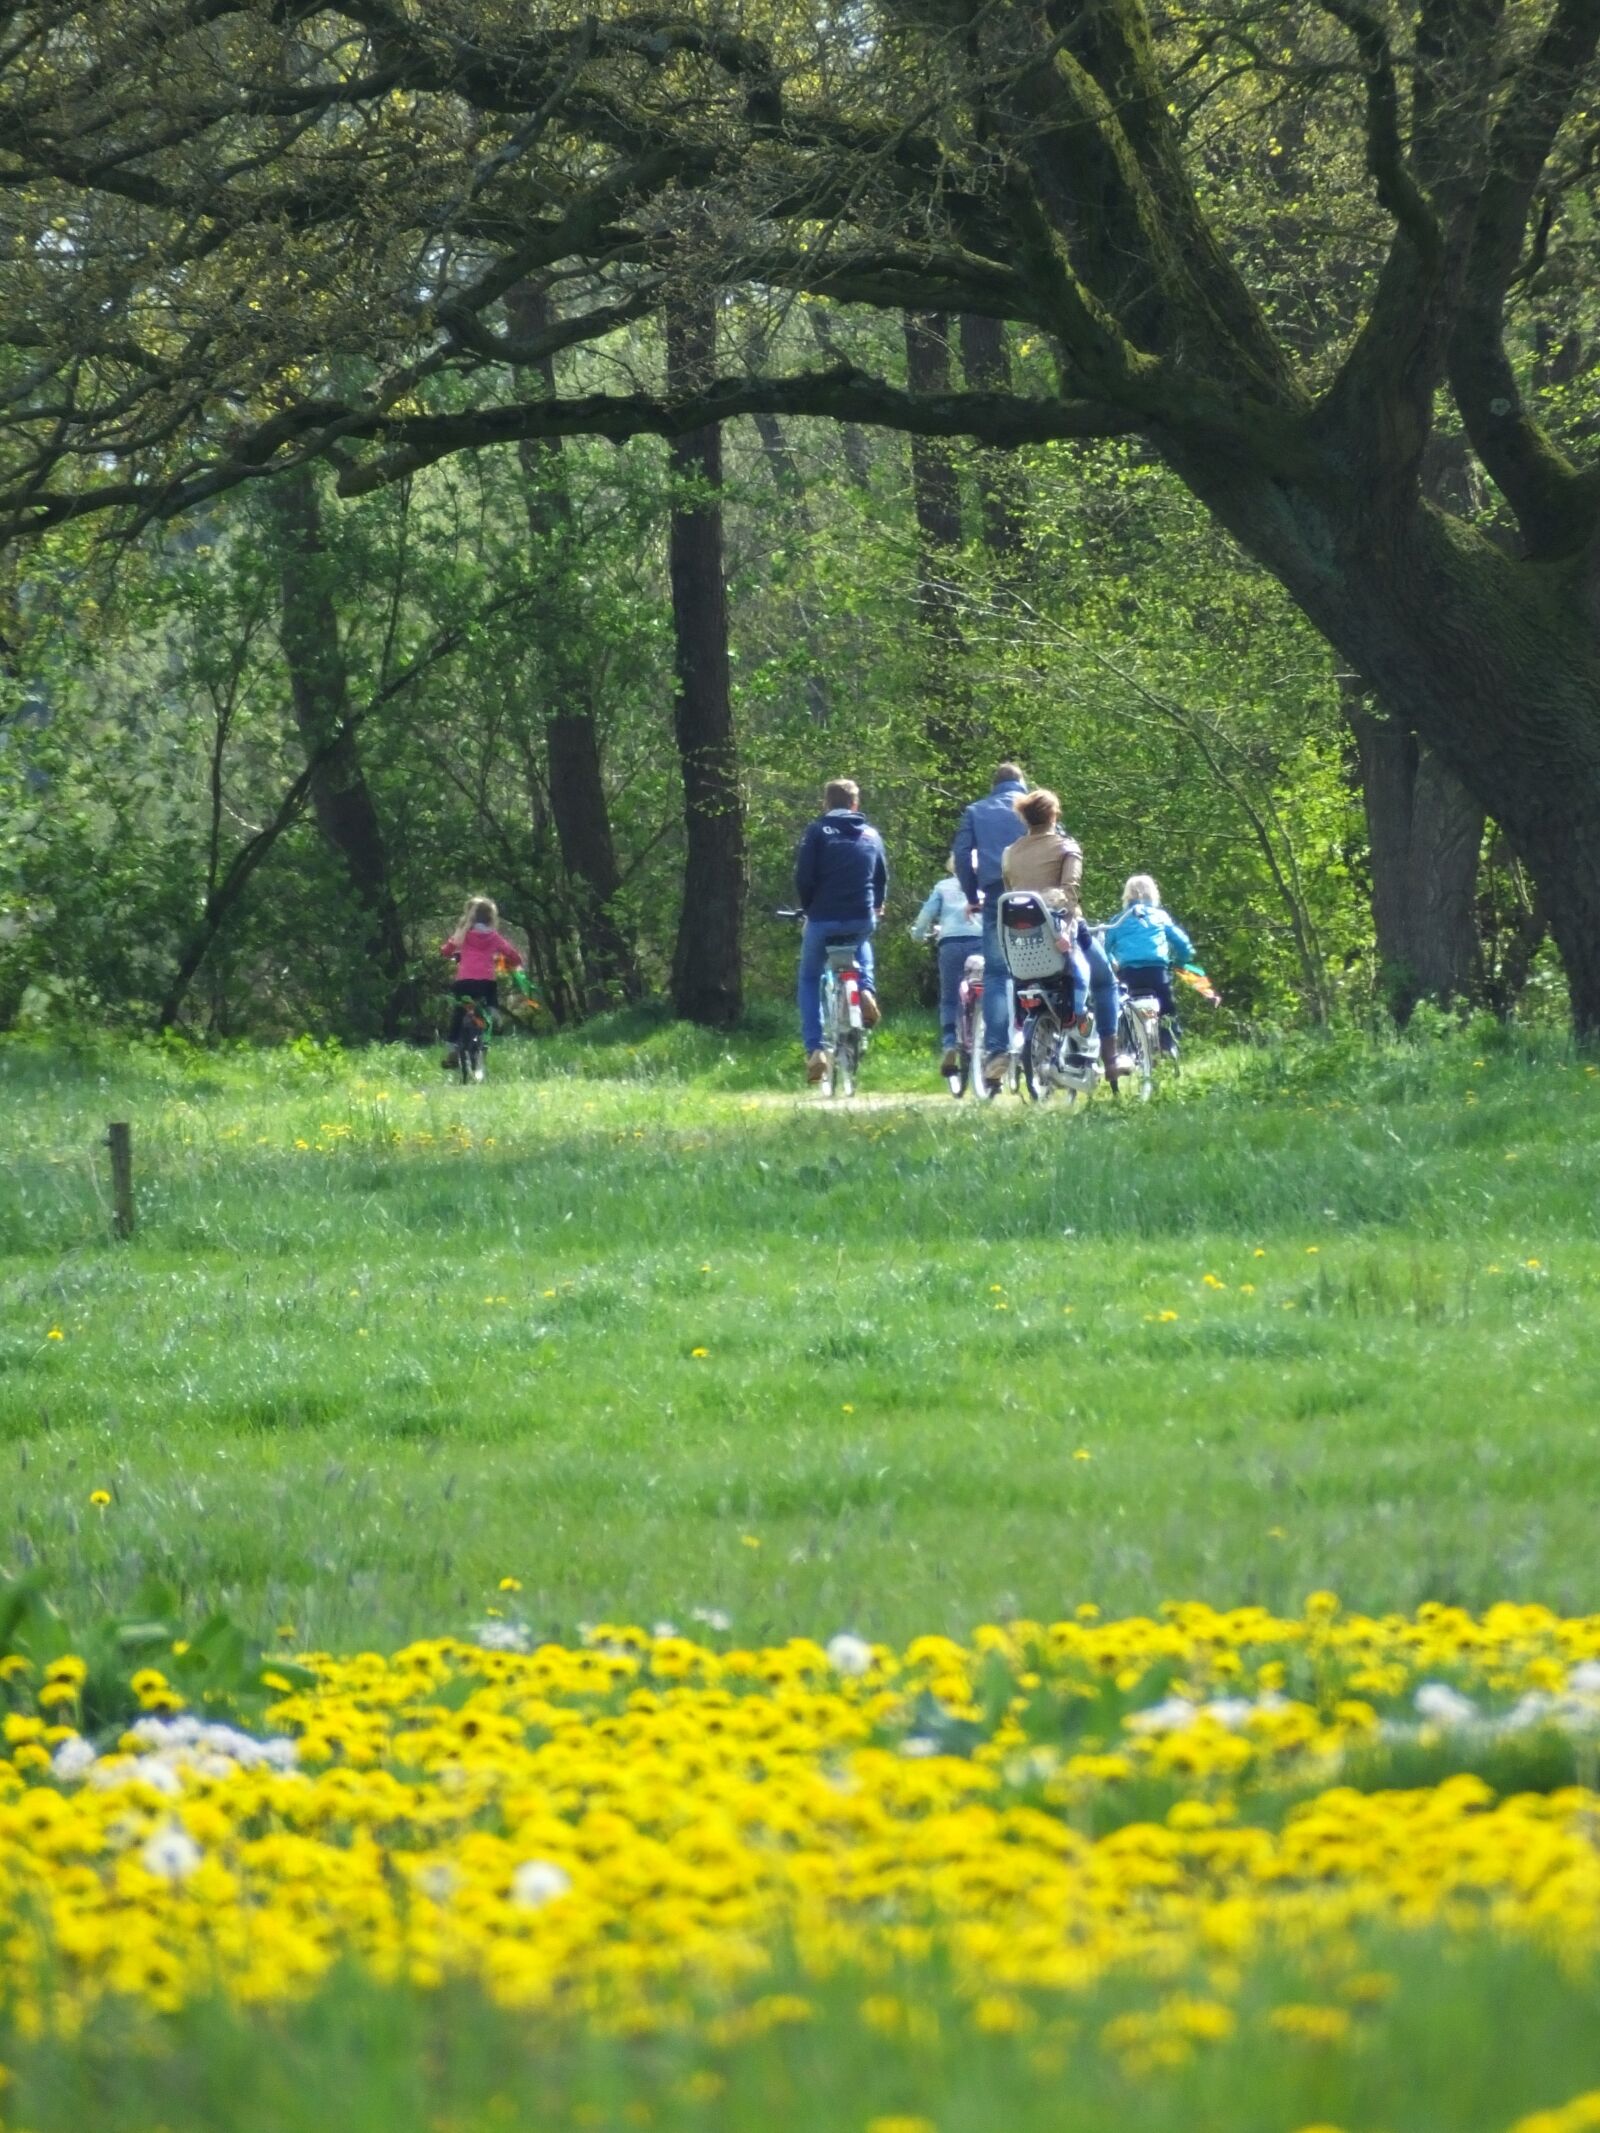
[799,919,876,1053]
[979,894,1012,1058]
[937,934,980,1049]
[1083,927,1118,1038]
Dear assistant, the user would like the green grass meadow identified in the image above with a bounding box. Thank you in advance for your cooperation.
[5,1016,1600,1646]
[6,1013,1600,2132]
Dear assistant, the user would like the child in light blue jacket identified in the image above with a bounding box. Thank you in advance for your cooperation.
[1101,874,1195,1047]
[910,859,983,1071]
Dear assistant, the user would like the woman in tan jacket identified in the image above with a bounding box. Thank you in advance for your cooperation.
[1000,788,1083,913]
[999,788,1120,1093]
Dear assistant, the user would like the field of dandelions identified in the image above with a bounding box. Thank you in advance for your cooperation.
[4,1019,1600,2130]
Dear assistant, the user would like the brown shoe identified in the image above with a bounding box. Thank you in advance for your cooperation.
[806,1050,828,1083]
[859,990,881,1030]
[940,1047,960,1075]
[983,1052,1007,1087]
[1099,1034,1121,1095]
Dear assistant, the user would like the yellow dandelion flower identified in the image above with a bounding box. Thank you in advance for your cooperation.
[88,1489,111,1508]
[690,1346,710,1359]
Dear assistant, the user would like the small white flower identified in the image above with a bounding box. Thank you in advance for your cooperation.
[414,1861,459,1903]
[1415,1682,1477,1727]
[511,1859,572,1909]
[651,1621,679,1641]
[826,1632,874,1678]
[1125,1696,1199,1735]
[899,1735,939,1758]
[1202,1697,1255,1730]
[470,1621,531,1653]
[690,1607,732,1634]
[52,1736,97,1780]
[1569,1661,1600,1694]
[141,1826,203,1882]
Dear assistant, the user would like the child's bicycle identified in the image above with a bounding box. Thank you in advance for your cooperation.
[445,962,540,1085]
[955,955,1022,1101]
[455,996,490,1084]
[777,909,869,1097]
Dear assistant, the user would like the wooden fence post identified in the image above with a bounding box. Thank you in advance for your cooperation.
[106,1122,134,1240]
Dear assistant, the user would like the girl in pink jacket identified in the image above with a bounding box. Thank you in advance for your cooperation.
[441,897,523,1061]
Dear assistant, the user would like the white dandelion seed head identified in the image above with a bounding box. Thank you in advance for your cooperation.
[826,1632,874,1679]
[511,1858,572,1909]
[141,1826,203,1882]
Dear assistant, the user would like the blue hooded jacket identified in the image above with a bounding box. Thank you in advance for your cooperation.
[952,776,1028,903]
[795,809,889,926]
[1102,901,1195,971]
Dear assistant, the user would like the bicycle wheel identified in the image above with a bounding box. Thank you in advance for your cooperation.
[1118,999,1155,1102]
[1021,1007,1064,1103]
[836,1028,860,1097]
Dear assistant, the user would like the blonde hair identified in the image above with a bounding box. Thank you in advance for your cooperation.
[1014,788,1060,832]
[450,895,498,946]
[1123,874,1160,907]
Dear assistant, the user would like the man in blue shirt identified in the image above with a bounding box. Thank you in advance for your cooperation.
[795,777,888,1081]
[951,762,1027,1080]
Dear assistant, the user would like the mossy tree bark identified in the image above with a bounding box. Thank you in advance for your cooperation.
[666,289,745,1029]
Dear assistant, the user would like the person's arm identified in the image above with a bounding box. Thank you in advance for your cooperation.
[794,822,819,912]
[1001,840,1016,889]
[1101,910,1129,962]
[1165,913,1195,965]
[952,808,978,910]
[490,930,524,970]
[441,935,460,961]
[909,885,942,941]
[872,835,888,916]
[1058,839,1084,907]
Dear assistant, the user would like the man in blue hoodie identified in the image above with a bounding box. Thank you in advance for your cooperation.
[795,777,888,1081]
[952,762,1028,1080]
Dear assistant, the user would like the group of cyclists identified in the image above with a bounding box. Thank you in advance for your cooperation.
[436,761,1200,1095]
[793,764,1197,1095]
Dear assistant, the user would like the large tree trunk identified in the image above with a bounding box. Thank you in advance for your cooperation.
[958,315,1026,563]
[505,286,642,1013]
[667,290,744,1028]
[748,406,831,725]
[1169,451,1600,1033]
[270,466,416,1040]
[1347,691,1484,1021]
[904,312,975,808]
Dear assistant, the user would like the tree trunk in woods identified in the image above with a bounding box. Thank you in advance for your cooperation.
[1166,454,1600,1034]
[805,310,873,488]
[505,285,641,1013]
[271,466,416,1040]
[958,316,1025,563]
[667,291,745,1028]
[903,312,974,802]
[749,408,831,725]
[1348,693,1484,1021]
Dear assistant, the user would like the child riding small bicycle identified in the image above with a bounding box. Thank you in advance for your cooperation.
[441,897,524,1076]
[1100,874,1199,1053]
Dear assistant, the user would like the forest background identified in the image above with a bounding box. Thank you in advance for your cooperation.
[1,0,1595,1048]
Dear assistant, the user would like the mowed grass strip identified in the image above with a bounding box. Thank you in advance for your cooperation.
[3,1024,1599,1644]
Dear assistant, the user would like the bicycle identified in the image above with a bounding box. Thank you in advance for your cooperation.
[967,965,1024,1101]
[444,960,536,1086]
[998,892,1101,1107]
[456,995,490,1084]
[777,909,870,1097]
